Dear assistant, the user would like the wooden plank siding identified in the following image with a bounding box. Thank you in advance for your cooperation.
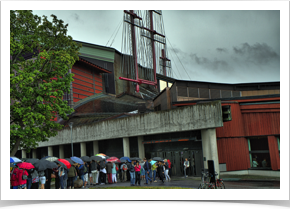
[268,136,280,170]
[217,137,251,171]
[71,65,103,103]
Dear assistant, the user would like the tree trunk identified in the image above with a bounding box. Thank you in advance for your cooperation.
[10,138,21,156]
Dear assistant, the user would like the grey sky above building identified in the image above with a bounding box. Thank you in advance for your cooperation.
[33,10,280,84]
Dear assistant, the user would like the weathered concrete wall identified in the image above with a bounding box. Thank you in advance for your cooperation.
[37,101,223,147]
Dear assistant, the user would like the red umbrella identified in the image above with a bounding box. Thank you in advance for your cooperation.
[57,159,71,169]
[17,162,35,170]
[106,157,121,163]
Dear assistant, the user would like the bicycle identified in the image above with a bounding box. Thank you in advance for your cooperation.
[214,172,225,189]
[198,172,214,189]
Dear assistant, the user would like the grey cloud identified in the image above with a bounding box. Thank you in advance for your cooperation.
[189,53,232,72]
[233,42,279,65]
[216,48,228,53]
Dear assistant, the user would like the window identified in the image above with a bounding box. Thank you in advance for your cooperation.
[248,137,271,169]
[277,137,280,157]
[168,82,173,88]
[159,80,167,92]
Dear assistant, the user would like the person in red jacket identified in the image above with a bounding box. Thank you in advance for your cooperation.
[167,159,172,178]
[11,167,28,189]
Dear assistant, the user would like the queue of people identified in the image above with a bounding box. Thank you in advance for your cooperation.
[10,157,174,189]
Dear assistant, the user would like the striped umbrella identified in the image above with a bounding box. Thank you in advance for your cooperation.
[10,156,22,163]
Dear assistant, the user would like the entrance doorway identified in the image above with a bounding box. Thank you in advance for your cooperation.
[150,150,203,177]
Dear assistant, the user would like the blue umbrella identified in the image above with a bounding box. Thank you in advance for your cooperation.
[120,156,131,163]
[150,160,157,165]
[70,156,84,164]
[10,156,22,163]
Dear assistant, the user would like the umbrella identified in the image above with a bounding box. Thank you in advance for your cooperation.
[90,156,104,162]
[80,156,91,162]
[10,156,22,163]
[106,157,121,163]
[65,158,74,165]
[70,156,84,164]
[34,160,58,171]
[130,157,141,161]
[57,159,71,169]
[55,160,67,170]
[152,157,164,161]
[150,160,157,165]
[120,157,131,163]
[105,156,110,159]
[17,162,35,170]
[24,158,39,165]
[41,156,59,162]
[96,153,106,156]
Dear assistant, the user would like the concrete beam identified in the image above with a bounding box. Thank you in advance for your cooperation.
[138,136,145,159]
[123,137,130,157]
[38,101,223,147]
[93,141,99,155]
[21,150,26,159]
[48,146,53,156]
[201,128,220,177]
[80,142,86,156]
[32,149,37,159]
[59,145,64,159]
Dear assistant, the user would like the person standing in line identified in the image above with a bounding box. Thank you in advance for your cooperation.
[57,163,65,189]
[99,160,106,185]
[26,168,33,189]
[106,161,113,184]
[143,158,152,185]
[151,162,157,182]
[164,159,171,181]
[184,158,190,178]
[63,168,68,189]
[90,160,98,186]
[140,160,145,181]
[128,160,136,186]
[157,161,164,183]
[167,159,172,178]
[31,169,39,189]
[88,161,93,186]
[77,163,85,188]
[67,163,77,189]
[38,170,46,189]
[126,161,131,182]
[134,161,141,186]
[120,161,128,182]
[112,162,117,183]
[52,166,60,189]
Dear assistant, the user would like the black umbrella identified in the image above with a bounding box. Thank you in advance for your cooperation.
[81,156,91,162]
[152,157,164,162]
[34,160,58,171]
[130,157,141,161]
[65,158,74,165]
[24,158,39,165]
[55,160,67,170]
[90,156,104,162]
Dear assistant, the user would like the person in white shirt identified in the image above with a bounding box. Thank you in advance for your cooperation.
[184,158,190,178]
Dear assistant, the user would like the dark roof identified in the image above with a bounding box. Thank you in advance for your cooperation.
[172,94,280,105]
[78,56,111,73]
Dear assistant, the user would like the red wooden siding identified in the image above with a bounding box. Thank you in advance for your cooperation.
[216,103,246,138]
[243,112,280,136]
[217,137,251,171]
[268,136,280,170]
[71,64,103,103]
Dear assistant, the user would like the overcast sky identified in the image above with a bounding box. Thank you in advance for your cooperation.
[32,10,280,84]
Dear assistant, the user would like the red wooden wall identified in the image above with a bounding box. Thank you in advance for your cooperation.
[72,63,103,103]
[217,137,251,171]
[216,101,280,171]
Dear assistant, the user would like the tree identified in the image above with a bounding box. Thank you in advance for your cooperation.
[10,10,81,156]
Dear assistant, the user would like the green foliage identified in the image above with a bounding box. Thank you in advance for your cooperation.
[10,10,81,155]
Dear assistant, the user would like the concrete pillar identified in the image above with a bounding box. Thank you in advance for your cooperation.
[32,149,37,159]
[201,128,220,177]
[80,142,86,156]
[93,141,99,155]
[123,137,130,157]
[138,136,145,159]
[21,150,26,159]
[59,145,64,159]
[48,146,53,156]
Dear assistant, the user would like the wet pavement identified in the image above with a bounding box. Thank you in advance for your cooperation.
[50,176,280,189]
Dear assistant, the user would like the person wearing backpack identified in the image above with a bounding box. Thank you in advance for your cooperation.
[143,158,152,185]
[120,162,127,182]
[68,164,77,189]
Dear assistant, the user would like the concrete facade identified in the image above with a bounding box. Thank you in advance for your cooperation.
[32,149,37,158]
[138,136,145,159]
[59,145,64,159]
[48,146,53,156]
[93,141,99,154]
[80,142,86,157]
[22,150,26,159]
[37,101,223,147]
[123,137,130,157]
